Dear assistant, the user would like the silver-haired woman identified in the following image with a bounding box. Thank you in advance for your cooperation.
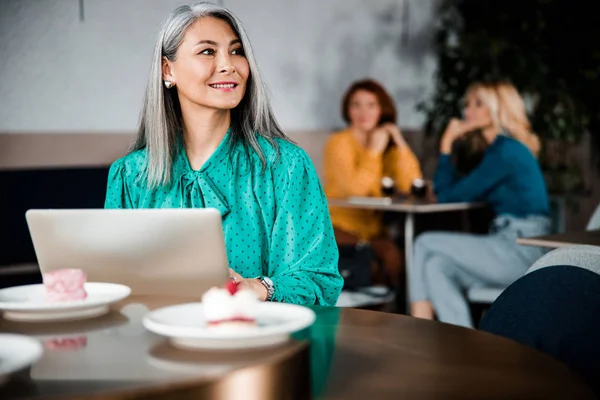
[104,2,343,306]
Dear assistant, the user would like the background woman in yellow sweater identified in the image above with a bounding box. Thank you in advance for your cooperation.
[323,79,422,288]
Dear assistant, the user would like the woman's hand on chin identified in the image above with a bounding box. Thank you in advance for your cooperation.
[440,118,489,154]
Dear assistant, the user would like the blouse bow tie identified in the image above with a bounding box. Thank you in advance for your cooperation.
[179,172,230,217]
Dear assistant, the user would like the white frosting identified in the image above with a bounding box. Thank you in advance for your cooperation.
[202,287,259,322]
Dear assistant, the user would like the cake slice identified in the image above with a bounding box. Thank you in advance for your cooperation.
[202,280,258,330]
[43,268,88,303]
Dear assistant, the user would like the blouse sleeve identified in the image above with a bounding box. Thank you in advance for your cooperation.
[104,160,134,209]
[268,152,343,306]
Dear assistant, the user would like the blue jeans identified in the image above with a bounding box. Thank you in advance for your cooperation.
[410,215,551,328]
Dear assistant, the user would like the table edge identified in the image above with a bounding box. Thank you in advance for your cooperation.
[327,199,485,213]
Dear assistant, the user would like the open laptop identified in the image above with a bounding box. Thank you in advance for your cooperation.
[25,208,230,297]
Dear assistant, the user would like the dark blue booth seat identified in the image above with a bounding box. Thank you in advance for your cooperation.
[0,167,109,288]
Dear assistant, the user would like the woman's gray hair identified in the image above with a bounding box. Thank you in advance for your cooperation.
[133,2,289,187]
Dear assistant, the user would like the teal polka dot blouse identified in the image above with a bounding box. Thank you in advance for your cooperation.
[104,131,343,306]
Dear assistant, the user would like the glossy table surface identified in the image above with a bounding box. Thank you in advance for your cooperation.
[0,295,595,399]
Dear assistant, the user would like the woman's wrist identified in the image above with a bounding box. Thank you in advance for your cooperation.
[393,135,407,149]
[252,278,269,301]
[440,137,453,154]
[367,144,386,155]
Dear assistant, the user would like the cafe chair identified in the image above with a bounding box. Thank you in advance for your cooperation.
[479,245,600,397]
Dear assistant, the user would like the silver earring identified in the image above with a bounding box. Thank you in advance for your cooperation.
[164,80,174,89]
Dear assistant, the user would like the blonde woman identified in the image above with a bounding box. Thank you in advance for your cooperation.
[409,82,551,328]
[104,3,343,306]
[495,81,541,157]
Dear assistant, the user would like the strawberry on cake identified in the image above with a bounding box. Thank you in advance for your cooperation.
[202,280,259,330]
[43,268,88,303]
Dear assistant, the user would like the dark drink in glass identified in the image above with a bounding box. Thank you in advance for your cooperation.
[411,178,427,198]
[381,176,395,197]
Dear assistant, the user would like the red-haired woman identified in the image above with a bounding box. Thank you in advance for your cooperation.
[323,79,422,289]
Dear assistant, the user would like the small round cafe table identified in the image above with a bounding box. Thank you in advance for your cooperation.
[0,295,595,399]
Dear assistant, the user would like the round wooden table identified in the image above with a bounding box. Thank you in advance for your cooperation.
[0,296,595,399]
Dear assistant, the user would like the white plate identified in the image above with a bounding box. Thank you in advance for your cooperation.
[143,302,316,350]
[0,334,44,383]
[0,283,131,322]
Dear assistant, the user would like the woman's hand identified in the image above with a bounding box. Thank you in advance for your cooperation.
[440,118,486,154]
[229,268,268,301]
[382,123,407,148]
[367,126,391,154]
[441,116,495,154]
[440,118,468,154]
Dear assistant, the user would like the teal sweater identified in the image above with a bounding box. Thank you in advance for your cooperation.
[435,135,550,217]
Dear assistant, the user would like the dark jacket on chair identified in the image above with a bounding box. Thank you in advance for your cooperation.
[480,265,600,397]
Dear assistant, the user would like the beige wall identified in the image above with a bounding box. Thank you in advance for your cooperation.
[0,130,422,176]
[0,133,134,170]
[0,129,426,177]
[0,131,332,177]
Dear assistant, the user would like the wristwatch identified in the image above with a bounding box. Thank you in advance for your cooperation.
[257,276,275,301]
